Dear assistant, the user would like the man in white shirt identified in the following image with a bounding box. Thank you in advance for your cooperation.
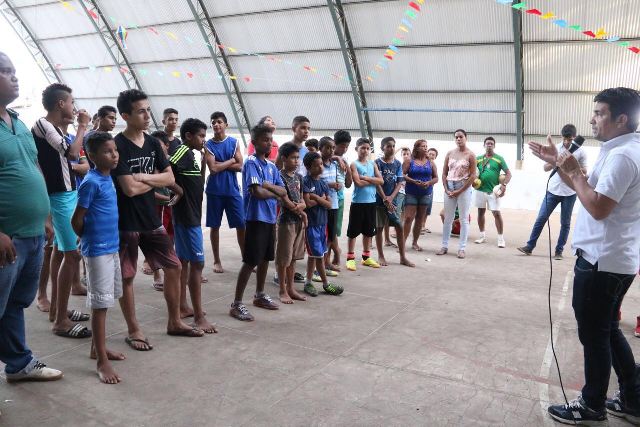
[530,87,640,426]
[517,124,587,260]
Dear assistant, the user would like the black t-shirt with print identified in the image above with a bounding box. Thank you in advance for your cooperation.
[170,144,204,227]
[111,132,169,232]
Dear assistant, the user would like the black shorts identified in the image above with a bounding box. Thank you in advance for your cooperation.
[243,221,276,266]
[347,202,377,238]
[327,209,338,242]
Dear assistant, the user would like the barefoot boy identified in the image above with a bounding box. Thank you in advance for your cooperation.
[346,138,384,271]
[375,138,414,267]
[302,152,344,296]
[71,132,125,384]
[275,143,308,304]
[169,118,217,334]
[230,124,289,321]
[204,111,245,274]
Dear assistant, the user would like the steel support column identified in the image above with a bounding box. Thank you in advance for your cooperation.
[186,0,250,147]
[326,0,372,141]
[512,1,525,166]
[78,0,159,129]
[0,0,61,84]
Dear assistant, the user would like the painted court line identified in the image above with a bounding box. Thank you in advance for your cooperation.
[538,269,572,425]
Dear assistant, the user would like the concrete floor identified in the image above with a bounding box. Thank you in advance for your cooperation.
[1,204,639,426]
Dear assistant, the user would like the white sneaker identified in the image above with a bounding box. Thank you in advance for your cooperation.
[6,362,63,383]
[474,236,487,244]
[497,237,506,248]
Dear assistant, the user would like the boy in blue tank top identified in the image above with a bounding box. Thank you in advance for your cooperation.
[204,111,245,275]
[346,138,384,271]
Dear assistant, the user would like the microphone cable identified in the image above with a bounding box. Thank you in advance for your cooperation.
[545,173,572,415]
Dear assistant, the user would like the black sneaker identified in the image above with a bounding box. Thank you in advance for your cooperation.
[517,246,532,255]
[294,272,306,283]
[606,390,640,424]
[554,252,564,260]
[548,396,607,426]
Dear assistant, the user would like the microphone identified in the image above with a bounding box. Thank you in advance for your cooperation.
[550,135,585,177]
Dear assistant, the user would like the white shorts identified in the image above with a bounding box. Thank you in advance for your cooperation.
[85,253,123,309]
[474,190,501,211]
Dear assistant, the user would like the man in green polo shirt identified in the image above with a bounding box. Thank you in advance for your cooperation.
[473,137,511,247]
[0,52,62,383]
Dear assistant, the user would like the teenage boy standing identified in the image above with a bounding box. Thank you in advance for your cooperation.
[113,89,203,351]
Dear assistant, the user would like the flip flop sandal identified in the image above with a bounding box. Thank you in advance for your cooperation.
[125,336,153,351]
[54,323,92,338]
[167,327,204,337]
[152,282,164,292]
[68,310,90,322]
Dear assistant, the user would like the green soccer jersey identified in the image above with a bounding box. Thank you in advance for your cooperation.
[476,153,508,193]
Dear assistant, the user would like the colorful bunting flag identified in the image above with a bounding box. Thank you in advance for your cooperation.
[526,9,542,15]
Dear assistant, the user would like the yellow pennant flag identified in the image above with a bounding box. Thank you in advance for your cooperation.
[171,71,180,77]
[227,47,237,53]
[541,12,555,20]
[398,25,409,33]
[165,32,178,40]
[595,27,607,38]
[104,67,112,72]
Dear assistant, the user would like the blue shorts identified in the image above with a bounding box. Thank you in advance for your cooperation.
[305,224,328,258]
[206,194,245,229]
[49,191,78,252]
[173,223,205,263]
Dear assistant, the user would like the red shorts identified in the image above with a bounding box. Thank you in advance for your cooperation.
[119,227,180,279]
[156,205,174,238]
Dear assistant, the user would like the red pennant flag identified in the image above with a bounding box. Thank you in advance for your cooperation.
[408,1,420,11]
[582,31,596,38]
[217,44,224,48]
[88,10,98,19]
[243,76,252,82]
[526,9,542,15]
[148,27,159,35]
[384,55,394,60]
[120,67,129,74]
[629,47,640,54]
[186,72,194,78]
[303,65,312,71]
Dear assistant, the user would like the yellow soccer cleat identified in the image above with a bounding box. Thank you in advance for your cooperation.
[361,258,380,268]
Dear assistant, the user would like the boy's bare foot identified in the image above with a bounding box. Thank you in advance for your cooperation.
[412,243,423,252]
[180,306,194,318]
[97,361,121,384]
[192,318,218,334]
[378,257,388,266]
[400,257,416,267]
[90,348,126,361]
[37,297,51,312]
[384,241,397,248]
[279,290,293,304]
[213,262,224,273]
[71,285,87,296]
[288,288,307,301]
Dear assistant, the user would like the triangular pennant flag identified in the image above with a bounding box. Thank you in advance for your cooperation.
[553,19,568,28]
[416,0,424,3]
[607,36,621,43]
[165,32,178,40]
[525,9,542,15]
[138,69,147,75]
[541,12,555,20]
[401,18,413,29]
[243,76,252,82]
[583,31,596,38]
[405,10,417,19]
[105,67,112,72]
[629,47,640,53]
[388,45,399,52]
[512,2,526,10]
[569,25,582,31]
[186,72,194,78]
[88,10,98,19]
[496,0,511,4]
[595,28,607,38]
[619,41,631,47]
[392,38,405,45]
[384,55,394,60]
[171,71,180,77]
[398,25,409,33]
[408,2,420,11]
[227,47,237,53]
[148,27,159,35]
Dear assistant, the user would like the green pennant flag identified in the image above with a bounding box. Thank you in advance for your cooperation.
[569,25,582,31]
[512,2,526,9]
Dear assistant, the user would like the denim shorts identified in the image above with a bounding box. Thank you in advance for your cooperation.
[405,192,433,207]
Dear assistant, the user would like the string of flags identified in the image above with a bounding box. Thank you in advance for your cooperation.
[495,0,640,55]
[365,0,425,82]
[55,0,351,84]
